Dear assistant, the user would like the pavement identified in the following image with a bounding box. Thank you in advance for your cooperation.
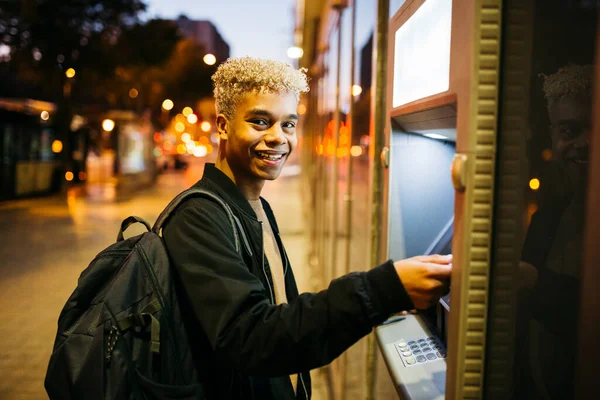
[0,159,328,400]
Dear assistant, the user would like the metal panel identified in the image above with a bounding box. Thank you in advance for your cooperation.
[482,1,533,398]
[449,1,503,398]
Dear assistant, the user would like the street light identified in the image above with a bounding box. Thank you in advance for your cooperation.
[182,106,193,117]
[162,99,174,111]
[200,121,212,132]
[203,54,216,66]
[187,114,198,124]
[287,46,303,59]
[41,110,50,120]
[129,88,139,98]
[351,85,363,96]
[65,68,76,78]
[102,119,115,132]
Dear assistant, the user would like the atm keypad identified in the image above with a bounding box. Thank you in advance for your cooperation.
[396,337,446,367]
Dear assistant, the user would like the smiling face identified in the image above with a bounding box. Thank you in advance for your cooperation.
[218,90,299,187]
[548,94,591,164]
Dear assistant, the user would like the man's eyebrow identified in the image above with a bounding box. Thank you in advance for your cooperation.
[245,109,273,118]
[245,109,299,121]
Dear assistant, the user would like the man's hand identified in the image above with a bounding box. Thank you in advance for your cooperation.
[394,254,452,310]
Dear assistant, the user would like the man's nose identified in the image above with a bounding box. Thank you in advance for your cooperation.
[264,125,286,144]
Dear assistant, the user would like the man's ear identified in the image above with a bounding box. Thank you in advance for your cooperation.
[216,114,229,141]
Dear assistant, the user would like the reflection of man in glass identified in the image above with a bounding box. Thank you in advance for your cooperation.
[517,64,592,400]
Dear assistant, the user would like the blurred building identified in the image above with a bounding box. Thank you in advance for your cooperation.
[174,16,230,62]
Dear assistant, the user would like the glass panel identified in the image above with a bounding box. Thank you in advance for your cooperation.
[489,2,597,399]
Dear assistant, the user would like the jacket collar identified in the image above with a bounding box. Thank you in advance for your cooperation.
[195,163,257,217]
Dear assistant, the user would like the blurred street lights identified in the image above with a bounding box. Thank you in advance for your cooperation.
[65,68,76,78]
[287,46,303,59]
[162,99,174,111]
[200,121,212,132]
[203,54,216,66]
[102,119,115,132]
[187,114,198,124]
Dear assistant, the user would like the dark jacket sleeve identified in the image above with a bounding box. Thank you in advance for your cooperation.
[163,198,414,376]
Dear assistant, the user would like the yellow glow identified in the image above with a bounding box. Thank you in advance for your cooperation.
[351,85,363,96]
[176,144,186,154]
[175,122,185,133]
[529,178,540,191]
[200,121,212,132]
[65,68,76,78]
[129,88,138,98]
[187,114,198,124]
[339,135,349,145]
[350,145,363,157]
[542,149,552,161]
[199,136,209,144]
[316,144,323,155]
[298,104,307,115]
[203,54,216,65]
[41,110,50,120]
[181,132,191,142]
[193,145,208,157]
[102,119,115,132]
[65,171,74,181]
[182,107,193,117]
[186,140,195,149]
[206,144,213,154]
[52,140,63,153]
[162,99,174,111]
[287,46,303,59]
[163,141,173,151]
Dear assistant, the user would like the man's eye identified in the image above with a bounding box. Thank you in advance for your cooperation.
[283,122,296,129]
[250,119,268,126]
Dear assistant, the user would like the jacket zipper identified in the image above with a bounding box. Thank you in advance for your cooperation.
[276,231,289,276]
[299,373,308,399]
[259,221,275,304]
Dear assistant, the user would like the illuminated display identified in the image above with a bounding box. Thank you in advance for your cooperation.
[392,0,452,107]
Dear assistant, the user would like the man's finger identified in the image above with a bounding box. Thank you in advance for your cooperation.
[425,262,452,279]
[416,254,453,264]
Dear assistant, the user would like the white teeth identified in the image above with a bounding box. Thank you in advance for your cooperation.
[256,151,283,161]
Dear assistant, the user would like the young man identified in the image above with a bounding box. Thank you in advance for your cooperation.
[163,57,452,399]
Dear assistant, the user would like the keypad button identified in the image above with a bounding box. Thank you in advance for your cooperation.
[426,353,437,360]
[416,355,427,363]
[398,342,407,347]
[421,347,431,352]
[410,345,419,350]
[402,351,412,357]
[413,349,422,355]
[405,357,416,365]
[437,351,446,358]
[418,339,426,343]
[408,341,416,346]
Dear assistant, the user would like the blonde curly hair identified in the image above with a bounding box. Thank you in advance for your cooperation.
[541,64,594,107]
[211,57,310,119]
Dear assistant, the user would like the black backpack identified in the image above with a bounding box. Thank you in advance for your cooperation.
[45,188,246,400]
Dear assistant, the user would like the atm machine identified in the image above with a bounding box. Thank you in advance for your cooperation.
[374,0,503,398]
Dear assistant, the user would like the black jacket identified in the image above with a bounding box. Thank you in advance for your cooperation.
[163,163,414,399]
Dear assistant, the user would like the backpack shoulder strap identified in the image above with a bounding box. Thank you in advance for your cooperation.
[152,188,253,257]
